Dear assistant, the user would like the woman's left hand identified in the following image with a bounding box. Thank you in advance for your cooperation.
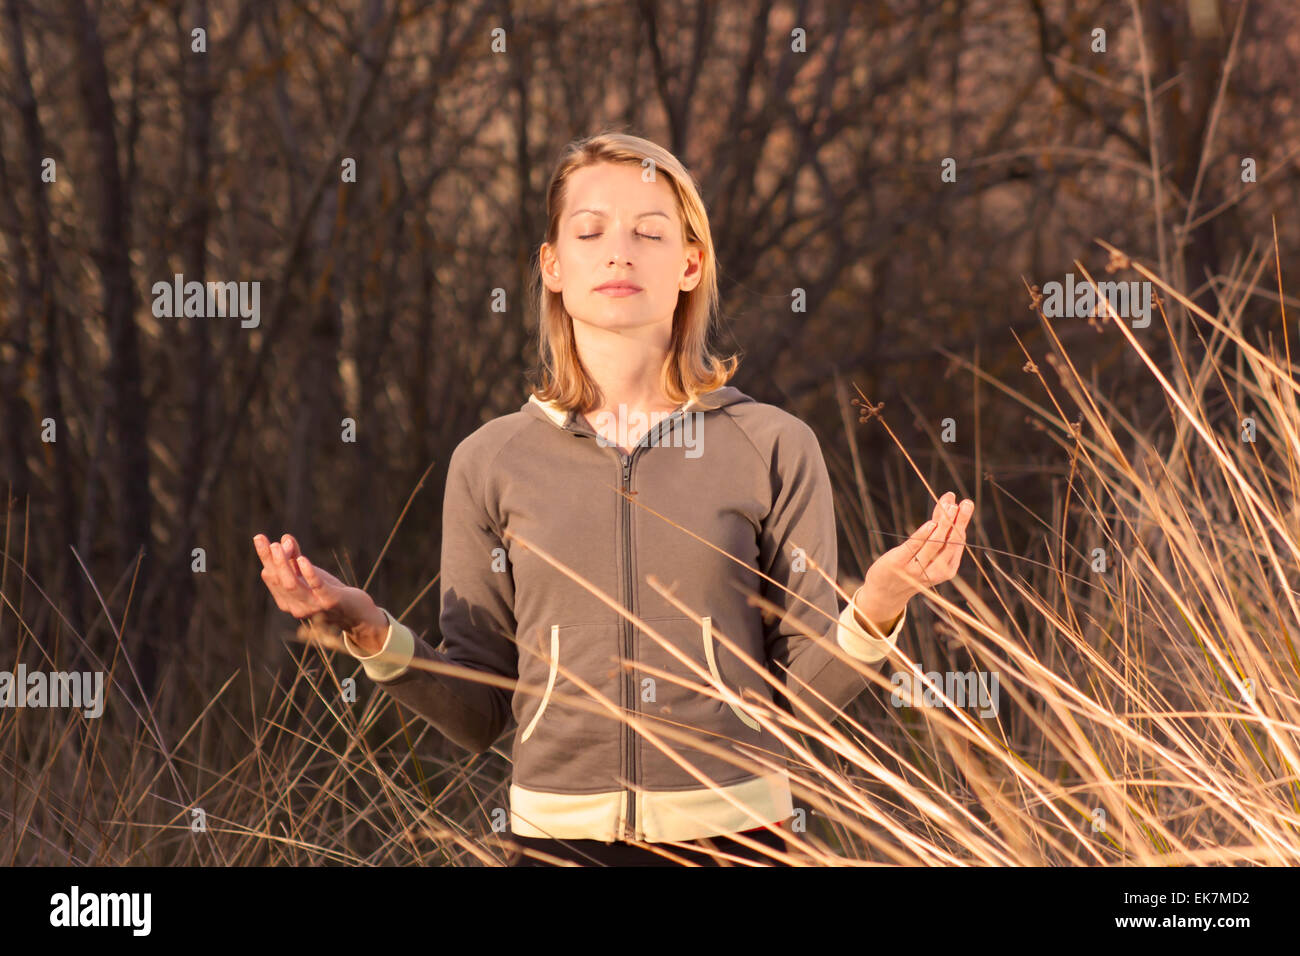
[853,491,974,626]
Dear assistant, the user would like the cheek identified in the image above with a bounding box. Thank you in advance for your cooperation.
[557,252,597,294]
[663,262,691,298]
[649,249,685,292]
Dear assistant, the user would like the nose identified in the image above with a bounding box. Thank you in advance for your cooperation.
[606,232,631,268]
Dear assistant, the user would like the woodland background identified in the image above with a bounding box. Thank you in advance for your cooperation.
[2,0,1298,865]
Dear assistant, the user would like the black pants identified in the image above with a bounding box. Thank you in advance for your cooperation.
[506,824,793,867]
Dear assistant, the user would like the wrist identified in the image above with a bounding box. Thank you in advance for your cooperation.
[851,584,907,635]
[347,606,391,655]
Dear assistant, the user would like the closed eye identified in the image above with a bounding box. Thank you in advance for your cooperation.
[579,232,662,241]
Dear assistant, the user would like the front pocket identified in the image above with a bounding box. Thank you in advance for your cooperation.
[511,621,622,794]
[519,624,560,742]
[635,615,766,790]
[702,616,761,732]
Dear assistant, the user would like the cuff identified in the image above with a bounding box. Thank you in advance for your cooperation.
[836,599,905,664]
[342,607,415,682]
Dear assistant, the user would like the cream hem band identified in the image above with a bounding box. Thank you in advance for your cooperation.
[509,770,796,843]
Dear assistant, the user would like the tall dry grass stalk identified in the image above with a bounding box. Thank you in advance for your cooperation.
[4,233,1298,866]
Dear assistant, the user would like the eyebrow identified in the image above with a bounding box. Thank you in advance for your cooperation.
[568,208,672,221]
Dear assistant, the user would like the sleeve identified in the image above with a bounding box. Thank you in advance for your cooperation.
[759,419,904,726]
[342,442,518,754]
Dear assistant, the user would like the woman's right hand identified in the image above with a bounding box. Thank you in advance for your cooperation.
[253,532,390,654]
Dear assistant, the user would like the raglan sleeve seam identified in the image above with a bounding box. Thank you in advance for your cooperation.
[754,416,850,680]
[339,435,520,755]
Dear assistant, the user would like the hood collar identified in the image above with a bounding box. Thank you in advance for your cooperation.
[523,386,751,431]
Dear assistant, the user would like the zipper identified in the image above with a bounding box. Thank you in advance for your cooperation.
[560,403,691,843]
[621,405,691,841]
[621,451,635,840]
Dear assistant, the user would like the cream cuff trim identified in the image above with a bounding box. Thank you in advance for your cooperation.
[836,597,906,663]
[342,607,415,682]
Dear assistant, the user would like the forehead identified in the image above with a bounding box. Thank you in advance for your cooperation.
[564,163,678,219]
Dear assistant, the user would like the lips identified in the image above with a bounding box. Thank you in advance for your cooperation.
[595,282,642,293]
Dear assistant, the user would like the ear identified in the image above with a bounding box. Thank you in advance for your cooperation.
[679,243,704,292]
[540,241,563,293]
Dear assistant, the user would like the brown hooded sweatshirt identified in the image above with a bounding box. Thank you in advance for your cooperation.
[344,386,905,843]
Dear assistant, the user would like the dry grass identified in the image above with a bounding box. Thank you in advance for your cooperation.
[4,232,1299,866]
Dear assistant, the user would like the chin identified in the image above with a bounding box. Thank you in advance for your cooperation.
[573,307,650,331]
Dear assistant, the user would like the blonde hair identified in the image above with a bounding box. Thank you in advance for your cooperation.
[528,130,738,412]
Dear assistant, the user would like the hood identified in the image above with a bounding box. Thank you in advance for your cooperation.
[522,385,753,432]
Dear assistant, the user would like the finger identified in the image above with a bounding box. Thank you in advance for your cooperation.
[253,533,274,569]
[260,566,290,608]
[905,499,969,586]
[938,498,963,547]
[270,541,306,594]
[893,521,937,589]
[902,520,935,563]
[259,565,297,609]
[945,543,966,577]
[939,523,969,569]
[937,502,972,561]
[951,499,974,535]
[297,554,325,591]
[935,494,967,530]
[928,546,964,584]
[934,495,972,550]
[281,533,300,562]
[938,526,966,563]
[914,511,953,568]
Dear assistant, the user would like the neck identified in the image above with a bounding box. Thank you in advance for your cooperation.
[571,319,678,414]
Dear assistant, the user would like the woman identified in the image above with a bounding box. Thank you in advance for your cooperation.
[253,131,973,867]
